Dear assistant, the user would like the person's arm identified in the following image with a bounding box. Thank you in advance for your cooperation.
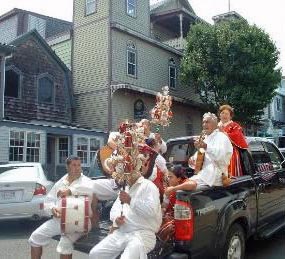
[164,179,197,196]
[110,196,123,227]
[44,182,59,216]
[129,183,160,219]
[160,139,167,154]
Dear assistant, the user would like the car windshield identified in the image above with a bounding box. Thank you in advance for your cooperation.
[0,166,39,180]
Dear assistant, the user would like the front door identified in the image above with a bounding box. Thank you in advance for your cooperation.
[46,136,56,181]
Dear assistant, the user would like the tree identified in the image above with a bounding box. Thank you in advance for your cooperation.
[180,19,282,125]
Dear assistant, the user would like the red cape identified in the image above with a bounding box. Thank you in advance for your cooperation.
[222,121,248,149]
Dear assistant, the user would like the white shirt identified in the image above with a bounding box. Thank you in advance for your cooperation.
[110,177,162,233]
[194,129,233,187]
[148,154,167,181]
[44,174,94,215]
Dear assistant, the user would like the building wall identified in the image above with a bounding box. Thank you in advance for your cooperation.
[111,30,200,102]
[0,15,18,43]
[27,15,46,38]
[50,39,72,69]
[152,23,176,42]
[111,90,202,139]
[5,37,72,124]
[111,0,150,36]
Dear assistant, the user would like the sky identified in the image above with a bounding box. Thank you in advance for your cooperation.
[0,0,284,73]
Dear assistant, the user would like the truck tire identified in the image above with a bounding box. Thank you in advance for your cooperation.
[220,223,245,259]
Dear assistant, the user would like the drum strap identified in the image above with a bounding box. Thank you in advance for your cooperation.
[84,196,89,233]
[61,197,67,233]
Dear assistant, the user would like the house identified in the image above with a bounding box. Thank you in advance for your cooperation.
[0,30,105,180]
[72,0,206,138]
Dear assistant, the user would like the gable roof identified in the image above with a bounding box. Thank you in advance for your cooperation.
[150,0,196,15]
[0,8,71,25]
[10,29,70,73]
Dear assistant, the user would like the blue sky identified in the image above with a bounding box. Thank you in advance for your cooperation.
[0,0,284,73]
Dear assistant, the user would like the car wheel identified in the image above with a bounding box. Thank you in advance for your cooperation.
[220,223,245,259]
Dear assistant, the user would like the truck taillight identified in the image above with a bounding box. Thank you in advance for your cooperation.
[34,183,47,196]
[174,199,194,241]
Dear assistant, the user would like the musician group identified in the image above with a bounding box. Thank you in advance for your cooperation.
[29,102,248,259]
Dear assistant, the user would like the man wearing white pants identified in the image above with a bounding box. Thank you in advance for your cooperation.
[89,173,162,259]
[29,156,95,259]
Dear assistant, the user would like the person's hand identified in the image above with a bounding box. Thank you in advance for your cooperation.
[119,191,131,205]
[52,207,61,218]
[57,189,72,198]
[164,186,175,197]
[115,216,126,227]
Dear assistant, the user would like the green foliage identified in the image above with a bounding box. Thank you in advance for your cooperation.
[180,19,282,124]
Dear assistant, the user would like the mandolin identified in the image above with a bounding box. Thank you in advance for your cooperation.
[194,131,206,174]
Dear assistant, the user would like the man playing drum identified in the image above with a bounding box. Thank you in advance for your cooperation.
[29,156,96,259]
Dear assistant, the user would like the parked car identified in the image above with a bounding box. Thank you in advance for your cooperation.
[0,163,54,221]
[72,137,285,259]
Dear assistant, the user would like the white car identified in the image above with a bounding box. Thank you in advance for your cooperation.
[0,163,53,221]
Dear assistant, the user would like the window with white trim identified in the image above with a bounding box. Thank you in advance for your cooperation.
[76,137,101,165]
[127,41,137,77]
[9,131,41,162]
[127,0,136,17]
[86,0,96,15]
[77,137,88,164]
[26,132,40,162]
[169,58,177,89]
[38,76,54,104]
[58,137,69,164]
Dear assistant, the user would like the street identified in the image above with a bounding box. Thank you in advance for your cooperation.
[0,220,284,259]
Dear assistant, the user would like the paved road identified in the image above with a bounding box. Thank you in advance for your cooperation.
[0,220,284,259]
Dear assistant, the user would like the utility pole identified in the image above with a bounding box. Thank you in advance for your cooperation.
[228,0,231,12]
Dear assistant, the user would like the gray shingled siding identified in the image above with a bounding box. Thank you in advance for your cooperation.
[0,15,18,43]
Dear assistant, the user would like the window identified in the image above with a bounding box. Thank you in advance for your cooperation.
[9,131,24,161]
[26,133,40,162]
[5,69,20,98]
[276,97,282,112]
[86,0,96,15]
[127,0,136,17]
[169,58,177,89]
[58,137,69,164]
[76,137,101,165]
[127,41,137,77]
[263,142,283,170]
[134,99,146,120]
[38,76,54,103]
[77,137,88,164]
[9,131,41,162]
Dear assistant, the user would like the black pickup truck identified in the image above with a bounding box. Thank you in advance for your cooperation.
[74,137,285,259]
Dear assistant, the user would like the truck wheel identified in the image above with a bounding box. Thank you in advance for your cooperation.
[221,223,245,259]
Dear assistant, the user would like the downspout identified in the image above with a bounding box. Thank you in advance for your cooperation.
[0,55,6,120]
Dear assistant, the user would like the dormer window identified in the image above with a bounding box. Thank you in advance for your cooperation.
[127,41,137,77]
[169,58,177,89]
[86,0,96,15]
[38,75,54,104]
[5,67,21,98]
[127,0,136,17]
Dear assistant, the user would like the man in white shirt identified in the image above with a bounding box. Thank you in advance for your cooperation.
[29,156,96,259]
[89,171,162,259]
[165,112,233,195]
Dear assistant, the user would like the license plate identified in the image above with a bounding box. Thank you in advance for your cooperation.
[0,191,16,200]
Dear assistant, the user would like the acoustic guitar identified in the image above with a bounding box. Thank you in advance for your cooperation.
[97,145,114,177]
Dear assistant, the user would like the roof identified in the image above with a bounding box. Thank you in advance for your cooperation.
[150,0,195,14]
[0,8,71,25]
[10,29,70,73]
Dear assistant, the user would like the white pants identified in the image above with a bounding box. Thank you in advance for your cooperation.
[28,218,83,255]
[89,229,156,259]
[93,178,119,201]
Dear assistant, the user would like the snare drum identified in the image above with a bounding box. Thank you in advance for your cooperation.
[59,196,91,234]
